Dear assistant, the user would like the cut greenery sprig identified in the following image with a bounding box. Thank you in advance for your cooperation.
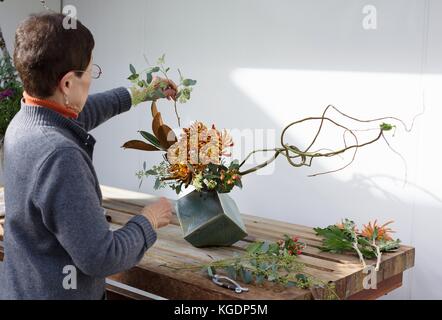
[160,236,339,300]
[314,219,401,271]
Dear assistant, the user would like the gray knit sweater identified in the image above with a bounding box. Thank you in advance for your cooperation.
[0,87,157,300]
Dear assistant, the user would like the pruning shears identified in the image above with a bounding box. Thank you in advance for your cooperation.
[211,274,249,294]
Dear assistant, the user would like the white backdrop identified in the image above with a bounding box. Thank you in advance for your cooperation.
[2,0,442,299]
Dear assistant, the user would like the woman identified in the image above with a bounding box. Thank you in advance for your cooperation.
[0,12,175,299]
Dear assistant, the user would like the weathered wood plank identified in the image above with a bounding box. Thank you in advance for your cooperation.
[347,273,403,300]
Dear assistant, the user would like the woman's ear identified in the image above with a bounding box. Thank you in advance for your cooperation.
[59,71,75,96]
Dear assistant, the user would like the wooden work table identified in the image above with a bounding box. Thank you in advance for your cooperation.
[0,185,415,300]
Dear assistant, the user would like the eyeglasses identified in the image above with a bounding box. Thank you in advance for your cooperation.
[73,64,102,79]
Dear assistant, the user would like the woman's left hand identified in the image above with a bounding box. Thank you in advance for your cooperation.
[151,77,178,101]
[129,77,178,106]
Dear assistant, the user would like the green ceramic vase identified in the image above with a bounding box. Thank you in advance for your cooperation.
[176,190,248,248]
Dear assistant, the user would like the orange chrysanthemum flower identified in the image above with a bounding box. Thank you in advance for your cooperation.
[361,220,395,241]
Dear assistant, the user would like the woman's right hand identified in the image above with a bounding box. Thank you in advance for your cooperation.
[141,197,173,230]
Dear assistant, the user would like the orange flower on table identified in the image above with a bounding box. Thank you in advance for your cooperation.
[361,220,395,241]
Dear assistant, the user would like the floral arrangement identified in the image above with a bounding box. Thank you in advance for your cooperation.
[0,25,23,143]
[124,55,244,194]
[314,219,401,271]
[133,120,242,194]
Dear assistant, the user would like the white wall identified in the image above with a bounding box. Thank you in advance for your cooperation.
[3,0,442,299]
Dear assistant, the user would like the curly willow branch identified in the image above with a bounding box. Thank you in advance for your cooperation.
[239,105,395,177]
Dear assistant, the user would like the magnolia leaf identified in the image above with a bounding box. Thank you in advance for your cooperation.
[151,101,159,118]
[159,124,178,148]
[152,112,164,139]
[122,140,159,152]
[139,131,163,150]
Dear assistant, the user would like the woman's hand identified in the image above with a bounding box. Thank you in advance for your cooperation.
[141,197,173,230]
[151,76,178,101]
[129,77,178,106]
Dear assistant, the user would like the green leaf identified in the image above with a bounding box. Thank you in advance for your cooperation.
[139,131,162,149]
[128,73,139,81]
[130,64,137,75]
[255,274,265,285]
[267,274,277,282]
[154,178,162,190]
[268,243,280,255]
[380,123,394,131]
[148,66,160,73]
[246,241,263,254]
[157,54,166,65]
[225,266,237,280]
[372,228,379,242]
[207,266,215,278]
[146,73,153,84]
[260,241,270,254]
[182,79,197,86]
[240,268,253,284]
[154,89,166,99]
[174,184,182,195]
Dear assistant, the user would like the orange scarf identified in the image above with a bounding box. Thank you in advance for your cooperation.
[23,92,79,119]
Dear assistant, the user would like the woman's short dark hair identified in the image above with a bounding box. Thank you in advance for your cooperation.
[13,13,95,98]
